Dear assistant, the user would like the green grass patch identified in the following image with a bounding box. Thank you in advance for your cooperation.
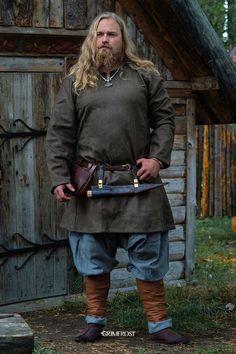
[33,343,62,354]
[109,217,236,335]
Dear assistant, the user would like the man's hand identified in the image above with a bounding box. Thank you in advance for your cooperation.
[136,158,161,182]
[54,183,75,202]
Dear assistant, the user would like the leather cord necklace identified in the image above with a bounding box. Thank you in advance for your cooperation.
[99,68,120,87]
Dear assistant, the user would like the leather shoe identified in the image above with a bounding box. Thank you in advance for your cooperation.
[151,328,189,345]
[75,323,104,343]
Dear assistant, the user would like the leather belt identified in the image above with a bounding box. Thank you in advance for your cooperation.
[104,164,132,171]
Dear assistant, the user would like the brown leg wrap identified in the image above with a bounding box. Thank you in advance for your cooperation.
[85,273,110,318]
[136,278,168,322]
[75,274,110,343]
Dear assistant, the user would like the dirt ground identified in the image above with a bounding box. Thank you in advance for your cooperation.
[22,308,236,354]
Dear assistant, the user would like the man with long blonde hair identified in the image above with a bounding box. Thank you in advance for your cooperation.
[46,12,188,345]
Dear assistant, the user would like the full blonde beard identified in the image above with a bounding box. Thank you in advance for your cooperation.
[95,48,123,71]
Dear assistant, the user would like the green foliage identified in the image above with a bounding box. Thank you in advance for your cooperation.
[33,343,62,354]
[198,0,225,39]
[228,0,236,48]
[197,0,236,49]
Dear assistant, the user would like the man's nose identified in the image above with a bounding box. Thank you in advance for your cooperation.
[102,34,109,42]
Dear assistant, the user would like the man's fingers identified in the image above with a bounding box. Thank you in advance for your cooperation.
[54,184,72,202]
[65,183,75,192]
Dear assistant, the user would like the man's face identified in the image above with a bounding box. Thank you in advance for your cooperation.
[95,18,123,69]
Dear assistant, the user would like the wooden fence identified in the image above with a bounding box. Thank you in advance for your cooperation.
[196,125,236,217]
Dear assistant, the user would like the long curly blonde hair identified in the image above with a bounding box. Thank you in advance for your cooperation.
[69,12,158,91]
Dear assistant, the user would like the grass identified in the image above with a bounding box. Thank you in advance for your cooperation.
[108,217,236,353]
[34,217,236,353]
[33,342,62,354]
[109,217,236,335]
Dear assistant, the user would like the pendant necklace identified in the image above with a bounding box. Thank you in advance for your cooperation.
[99,68,120,87]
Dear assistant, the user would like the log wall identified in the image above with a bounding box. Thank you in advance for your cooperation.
[196,125,236,217]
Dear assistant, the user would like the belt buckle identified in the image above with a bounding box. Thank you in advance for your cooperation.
[122,164,131,170]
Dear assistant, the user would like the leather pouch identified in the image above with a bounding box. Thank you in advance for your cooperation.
[70,161,97,197]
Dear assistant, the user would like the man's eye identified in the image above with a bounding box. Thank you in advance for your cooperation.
[97,33,103,37]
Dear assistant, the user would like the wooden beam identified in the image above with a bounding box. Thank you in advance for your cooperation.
[191,77,219,91]
[0,26,88,37]
[0,35,83,56]
[185,98,196,282]
[0,57,64,72]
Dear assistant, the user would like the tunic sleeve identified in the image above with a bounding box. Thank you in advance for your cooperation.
[146,72,175,169]
[45,76,78,190]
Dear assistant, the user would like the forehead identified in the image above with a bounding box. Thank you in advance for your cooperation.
[97,18,121,33]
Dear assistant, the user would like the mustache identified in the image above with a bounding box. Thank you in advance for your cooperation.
[98,45,112,49]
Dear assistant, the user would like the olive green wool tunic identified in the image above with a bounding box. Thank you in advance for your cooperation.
[45,64,175,233]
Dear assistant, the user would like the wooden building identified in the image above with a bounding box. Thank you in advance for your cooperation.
[0,0,236,309]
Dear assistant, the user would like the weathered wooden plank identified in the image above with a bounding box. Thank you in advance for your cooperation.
[175,116,187,134]
[0,0,14,25]
[214,125,222,216]
[172,104,186,117]
[13,0,33,27]
[49,0,63,28]
[200,125,209,217]
[0,72,19,305]
[168,89,193,98]
[185,98,196,281]
[164,81,191,89]
[170,150,186,166]
[64,0,87,29]
[0,58,64,73]
[171,206,186,224]
[165,261,184,280]
[167,193,185,207]
[169,241,185,261]
[191,76,219,91]
[96,0,116,13]
[0,36,83,56]
[33,0,49,28]
[0,314,33,354]
[170,98,187,105]
[0,26,88,36]
[32,73,68,298]
[173,134,186,150]
[114,248,129,269]
[111,268,135,289]
[221,126,226,216]
[208,125,214,216]
[168,225,185,241]
[87,0,98,25]
[160,165,186,178]
[163,178,185,194]
[127,16,137,40]
[11,73,37,301]
[226,129,232,215]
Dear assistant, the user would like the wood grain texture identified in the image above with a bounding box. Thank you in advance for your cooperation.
[49,0,63,28]
[0,57,64,72]
[0,314,33,354]
[0,0,14,25]
[185,98,196,281]
[33,0,49,28]
[13,0,33,27]
[64,0,87,29]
